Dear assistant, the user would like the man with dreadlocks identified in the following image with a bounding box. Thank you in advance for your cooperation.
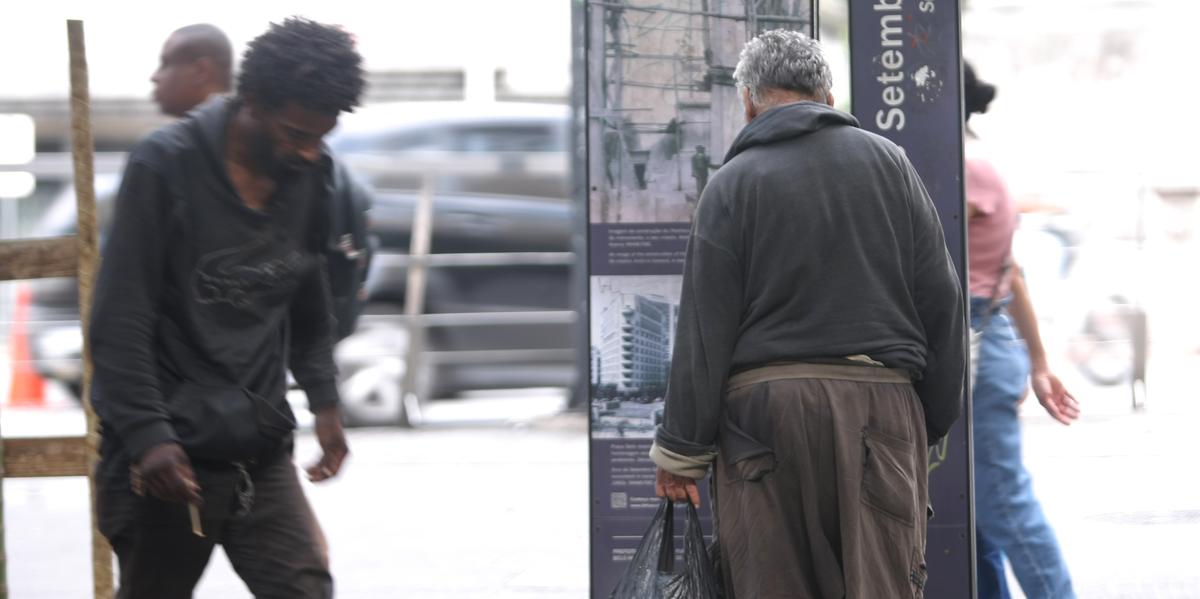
[90,18,365,598]
[150,23,375,342]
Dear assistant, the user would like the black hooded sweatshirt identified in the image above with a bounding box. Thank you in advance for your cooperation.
[90,97,339,479]
[655,102,965,460]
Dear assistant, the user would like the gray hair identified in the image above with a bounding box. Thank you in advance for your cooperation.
[733,29,832,108]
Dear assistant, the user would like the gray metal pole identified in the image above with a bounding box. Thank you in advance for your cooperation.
[400,173,436,425]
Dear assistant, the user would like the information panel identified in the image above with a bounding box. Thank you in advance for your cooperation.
[586,1,969,596]
[584,1,815,595]
[849,1,973,597]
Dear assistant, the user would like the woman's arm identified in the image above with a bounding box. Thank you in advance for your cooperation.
[1007,264,1081,425]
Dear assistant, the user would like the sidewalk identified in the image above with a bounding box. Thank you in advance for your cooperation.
[1006,351,1200,598]
[3,356,1198,597]
[2,406,591,598]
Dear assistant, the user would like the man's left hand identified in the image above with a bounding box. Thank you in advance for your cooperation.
[655,467,701,507]
[307,406,349,482]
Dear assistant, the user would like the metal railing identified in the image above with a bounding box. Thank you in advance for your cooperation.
[4,146,580,427]
[0,151,570,181]
[393,171,578,423]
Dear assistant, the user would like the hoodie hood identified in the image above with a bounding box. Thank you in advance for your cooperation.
[188,94,237,171]
[724,101,860,163]
[184,95,334,198]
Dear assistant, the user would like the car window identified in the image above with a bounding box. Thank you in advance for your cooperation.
[335,125,449,154]
[332,120,564,155]
[447,123,563,153]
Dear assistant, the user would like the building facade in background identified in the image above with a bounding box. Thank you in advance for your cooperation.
[597,291,676,393]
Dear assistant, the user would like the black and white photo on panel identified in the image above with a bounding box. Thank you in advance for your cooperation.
[586,0,814,224]
[589,275,683,438]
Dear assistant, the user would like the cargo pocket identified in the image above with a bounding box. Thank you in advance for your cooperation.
[719,417,775,483]
[729,451,776,483]
[910,548,929,599]
[860,427,918,527]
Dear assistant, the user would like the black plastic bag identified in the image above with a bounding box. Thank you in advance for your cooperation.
[610,500,722,599]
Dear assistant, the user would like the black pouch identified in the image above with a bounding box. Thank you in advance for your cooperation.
[166,382,296,462]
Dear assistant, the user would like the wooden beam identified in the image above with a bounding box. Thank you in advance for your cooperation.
[1,437,89,478]
[67,19,114,599]
[0,237,79,281]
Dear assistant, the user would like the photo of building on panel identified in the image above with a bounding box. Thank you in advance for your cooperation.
[589,276,683,438]
[586,0,813,224]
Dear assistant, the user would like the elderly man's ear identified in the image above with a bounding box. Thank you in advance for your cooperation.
[742,87,835,121]
[742,87,757,123]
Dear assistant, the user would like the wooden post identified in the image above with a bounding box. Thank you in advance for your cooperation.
[1,341,8,598]
[67,19,114,599]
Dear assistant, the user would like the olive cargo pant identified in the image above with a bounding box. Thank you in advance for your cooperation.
[713,363,931,599]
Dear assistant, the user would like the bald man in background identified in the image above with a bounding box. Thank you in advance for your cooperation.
[151,24,234,117]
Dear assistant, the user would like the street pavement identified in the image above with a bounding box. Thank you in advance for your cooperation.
[2,393,590,599]
[1003,349,1200,598]
[2,357,1199,597]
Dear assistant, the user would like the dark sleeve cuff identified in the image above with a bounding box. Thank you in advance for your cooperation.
[304,379,341,413]
[121,420,179,462]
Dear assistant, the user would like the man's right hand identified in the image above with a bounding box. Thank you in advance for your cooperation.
[655,466,701,507]
[135,443,202,505]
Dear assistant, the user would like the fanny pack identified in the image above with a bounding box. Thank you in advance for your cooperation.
[165,381,296,463]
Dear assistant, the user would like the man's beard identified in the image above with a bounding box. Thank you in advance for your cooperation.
[274,154,313,174]
[252,133,310,176]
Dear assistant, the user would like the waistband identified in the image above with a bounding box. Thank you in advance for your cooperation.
[727,362,912,392]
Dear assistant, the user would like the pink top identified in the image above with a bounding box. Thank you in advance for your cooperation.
[965,138,1018,299]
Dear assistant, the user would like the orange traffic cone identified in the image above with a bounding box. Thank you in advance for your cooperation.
[8,285,46,407]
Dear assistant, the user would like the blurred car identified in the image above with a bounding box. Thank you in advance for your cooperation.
[328,101,570,198]
[338,187,576,426]
[22,101,578,426]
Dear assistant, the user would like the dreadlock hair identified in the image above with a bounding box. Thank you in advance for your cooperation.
[238,17,365,115]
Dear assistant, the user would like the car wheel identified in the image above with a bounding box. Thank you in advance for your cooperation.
[339,357,434,428]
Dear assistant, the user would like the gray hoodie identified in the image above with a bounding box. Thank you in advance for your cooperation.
[654,101,965,468]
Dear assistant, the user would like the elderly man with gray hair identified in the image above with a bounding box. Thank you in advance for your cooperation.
[650,30,965,598]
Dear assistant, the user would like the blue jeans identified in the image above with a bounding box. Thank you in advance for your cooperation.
[971,297,1075,599]
[977,529,1010,599]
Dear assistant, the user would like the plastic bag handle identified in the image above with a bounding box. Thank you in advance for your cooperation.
[681,501,706,562]
[657,499,675,574]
